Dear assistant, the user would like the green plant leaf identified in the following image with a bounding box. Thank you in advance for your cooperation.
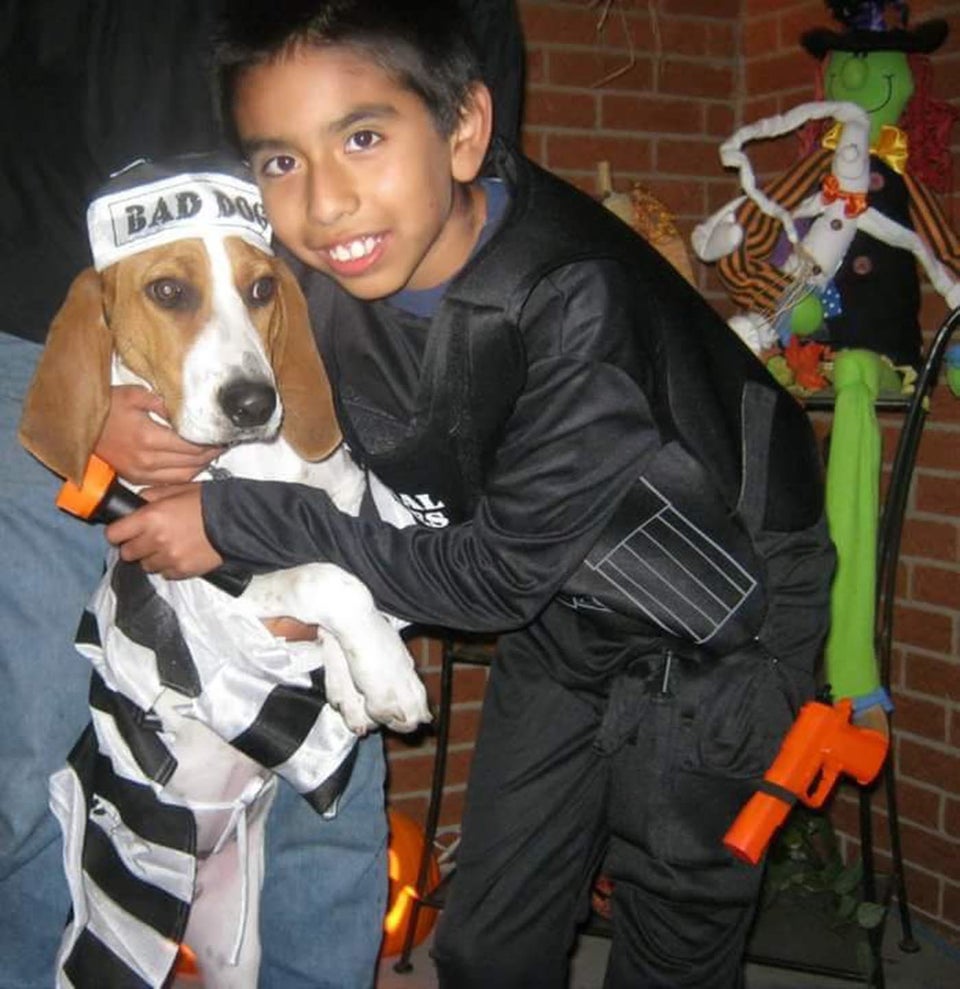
[856,901,887,930]
[833,859,864,896]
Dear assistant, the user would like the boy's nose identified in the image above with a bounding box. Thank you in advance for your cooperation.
[307,161,360,225]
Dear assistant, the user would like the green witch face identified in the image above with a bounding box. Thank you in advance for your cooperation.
[824,49,914,140]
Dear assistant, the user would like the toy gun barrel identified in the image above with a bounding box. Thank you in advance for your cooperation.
[723,699,888,866]
[56,454,251,597]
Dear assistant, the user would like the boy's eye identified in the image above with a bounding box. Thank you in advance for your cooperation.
[345,130,381,153]
[261,155,298,177]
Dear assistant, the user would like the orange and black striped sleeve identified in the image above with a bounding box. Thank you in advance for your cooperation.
[904,171,960,278]
[717,149,833,315]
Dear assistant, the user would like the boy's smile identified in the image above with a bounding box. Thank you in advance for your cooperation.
[233,47,491,300]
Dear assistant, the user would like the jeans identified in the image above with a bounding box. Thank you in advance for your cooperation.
[0,334,105,989]
[260,733,389,989]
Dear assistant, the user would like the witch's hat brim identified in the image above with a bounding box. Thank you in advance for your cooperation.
[801,18,948,60]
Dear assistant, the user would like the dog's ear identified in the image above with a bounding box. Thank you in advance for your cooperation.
[270,257,342,461]
[18,268,113,486]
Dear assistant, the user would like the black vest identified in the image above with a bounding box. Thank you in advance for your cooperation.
[308,147,826,657]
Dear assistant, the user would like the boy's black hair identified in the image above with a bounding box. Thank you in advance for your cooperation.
[214,0,484,147]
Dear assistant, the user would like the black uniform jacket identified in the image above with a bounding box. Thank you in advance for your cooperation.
[203,145,834,692]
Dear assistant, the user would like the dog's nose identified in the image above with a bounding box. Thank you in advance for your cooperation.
[218,379,277,428]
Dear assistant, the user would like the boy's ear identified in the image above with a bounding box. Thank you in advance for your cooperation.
[450,82,494,183]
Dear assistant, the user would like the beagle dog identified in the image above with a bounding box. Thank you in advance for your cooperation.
[18,159,429,988]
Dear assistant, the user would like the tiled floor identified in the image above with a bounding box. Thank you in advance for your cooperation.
[376,910,960,988]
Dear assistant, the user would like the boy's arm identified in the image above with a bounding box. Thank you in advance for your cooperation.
[200,263,661,632]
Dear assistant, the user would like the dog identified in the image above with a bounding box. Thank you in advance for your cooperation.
[18,158,430,988]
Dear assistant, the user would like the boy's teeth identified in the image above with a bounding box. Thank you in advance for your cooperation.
[330,237,377,262]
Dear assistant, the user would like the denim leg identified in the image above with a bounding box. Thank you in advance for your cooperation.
[258,731,388,989]
[0,334,105,989]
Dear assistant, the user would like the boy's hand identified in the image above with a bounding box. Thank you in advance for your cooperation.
[106,483,224,579]
[96,385,223,485]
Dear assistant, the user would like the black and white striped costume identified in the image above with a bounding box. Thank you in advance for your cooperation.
[50,554,358,988]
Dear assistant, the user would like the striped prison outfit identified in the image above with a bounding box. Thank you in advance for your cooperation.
[50,553,359,988]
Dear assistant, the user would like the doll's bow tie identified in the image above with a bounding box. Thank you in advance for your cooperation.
[820,174,869,217]
[822,123,909,175]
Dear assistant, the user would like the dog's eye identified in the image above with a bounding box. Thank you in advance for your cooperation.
[248,276,276,307]
[147,278,195,311]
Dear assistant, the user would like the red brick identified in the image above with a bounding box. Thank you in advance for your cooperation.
[387,750,441,795]
[525,45,546,85]
[545,132,653,174]
[899,862,944,916]
[522,129,546,164]
[438,786,466,830]
[600,93,701,134]
[777,5,827,54]
[656,18,723,59]
[658,137,734,177]
[912,564,960,610]
[898,737,960,793]
[661,0,739,16]
[743,17,778,58]
[547,49,654,91]
[917,426,960,472]
[891,777,944,831]
[743,93,784,123]
[915,472,960,516]
[898,818,960,883]
[900,518,958,562]
[744,51,814,96]
[637,175,710,220]
[520,4,632,49]
[526,88,597,129]
[451,665,490,705]
[446,705,482,747]
[704,102,735,139]
[947,798,960,839]
[943,882,960,935]
[893,604,954,653]
[904,653,960,703]
[658,59,735,100]
[704,19,737,57]
[894,692,948,743]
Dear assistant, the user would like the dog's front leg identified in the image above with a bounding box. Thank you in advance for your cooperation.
[243,565,430,733]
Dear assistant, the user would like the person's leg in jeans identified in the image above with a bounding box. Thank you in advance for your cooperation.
[432,647,609,989]
[0,333,105,989]
[258,731,389,989]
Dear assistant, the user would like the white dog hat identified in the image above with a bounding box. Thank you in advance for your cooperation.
[87,153,273,271]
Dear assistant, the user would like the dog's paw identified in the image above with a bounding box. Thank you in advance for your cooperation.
[333,694,377,736]
[363,670,431,734]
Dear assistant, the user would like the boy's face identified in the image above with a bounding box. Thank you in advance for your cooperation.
[233,47,491,300]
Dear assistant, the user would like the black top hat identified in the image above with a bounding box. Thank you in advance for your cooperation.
[801,1,948,60]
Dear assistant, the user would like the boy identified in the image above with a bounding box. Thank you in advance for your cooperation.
[106,1,835,985]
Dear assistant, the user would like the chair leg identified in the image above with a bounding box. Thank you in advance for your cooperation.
[394,641,455,973]
[882,757,919,953]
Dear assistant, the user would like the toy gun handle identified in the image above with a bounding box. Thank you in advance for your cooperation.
[723,699,888,866]
[56,454,251,598]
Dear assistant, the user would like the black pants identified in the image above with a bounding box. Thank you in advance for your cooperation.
[431,643,803,988]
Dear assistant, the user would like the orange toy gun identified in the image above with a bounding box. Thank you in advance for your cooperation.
[723,698,888,866]
[56,453,251,597]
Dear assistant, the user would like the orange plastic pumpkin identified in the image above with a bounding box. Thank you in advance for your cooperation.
[381,808,440,957]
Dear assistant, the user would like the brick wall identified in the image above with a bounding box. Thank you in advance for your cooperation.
[383,0,960,943]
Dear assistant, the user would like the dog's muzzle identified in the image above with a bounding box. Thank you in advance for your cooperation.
[218,378,278,429]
